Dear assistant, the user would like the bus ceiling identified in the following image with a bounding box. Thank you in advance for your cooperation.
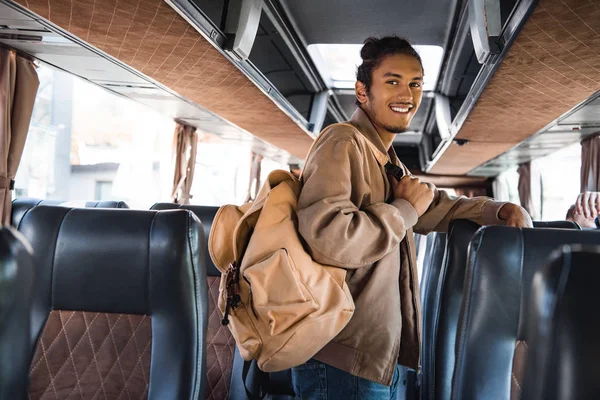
[0,0,599,178]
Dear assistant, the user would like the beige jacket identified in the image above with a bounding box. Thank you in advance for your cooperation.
[297,108,505,385]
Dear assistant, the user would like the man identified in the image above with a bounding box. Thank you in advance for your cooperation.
[295,36,532,398]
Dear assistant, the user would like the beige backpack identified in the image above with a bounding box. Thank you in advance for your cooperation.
[208,125,386,373]
[208,167,355,373]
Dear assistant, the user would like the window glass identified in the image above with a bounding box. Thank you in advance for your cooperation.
[538,142,581,220]
[17,64,288,209]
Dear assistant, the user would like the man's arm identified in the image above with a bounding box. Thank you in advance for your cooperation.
[412,186,531,235]
[297,137,419,269]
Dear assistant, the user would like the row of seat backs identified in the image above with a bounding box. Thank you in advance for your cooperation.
[5,205,208,399]
[451,226,600,399]
[11,198,269,398]
[522,245,600,400]
[11,198,129,227]
[450,225,600,399]
[419,219,580,400]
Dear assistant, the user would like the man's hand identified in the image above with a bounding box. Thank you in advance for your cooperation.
[392,176,434,217]
[575,192,600,219]
[498,203,533,228]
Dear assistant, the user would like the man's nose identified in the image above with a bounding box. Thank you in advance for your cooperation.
[395,84,413,102]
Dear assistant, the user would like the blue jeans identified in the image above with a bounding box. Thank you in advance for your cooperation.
[291,359,401,399]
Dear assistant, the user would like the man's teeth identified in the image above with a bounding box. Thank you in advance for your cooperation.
[391,106,411,112]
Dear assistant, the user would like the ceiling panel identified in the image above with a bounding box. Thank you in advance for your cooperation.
[433,141,515,175]
[279,0,456,46]
[432,0,600,175]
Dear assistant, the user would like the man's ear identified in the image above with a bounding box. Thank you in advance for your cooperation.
[355,81,369,105]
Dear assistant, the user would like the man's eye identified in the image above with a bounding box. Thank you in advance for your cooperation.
[387,80,398,85]
[410,82,422,88]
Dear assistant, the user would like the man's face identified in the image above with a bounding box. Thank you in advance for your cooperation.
[356,53,424,134]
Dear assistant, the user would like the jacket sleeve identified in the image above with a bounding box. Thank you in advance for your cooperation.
[297,137,418,269]
[413,185,507,235]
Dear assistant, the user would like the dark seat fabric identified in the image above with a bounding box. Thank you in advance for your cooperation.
[151,203,240,399]
[523,245,600,400]
[150,203,220,277]
[0,228,34,400]
[426,221,479,400]
[419,231,447,400]
[18,206,207,400]
[424,220,580,400]
[11,198,129,228]
[452,227,600,400]
[83,200,129,209]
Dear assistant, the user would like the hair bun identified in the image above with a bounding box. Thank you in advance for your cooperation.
[360,37,379,61]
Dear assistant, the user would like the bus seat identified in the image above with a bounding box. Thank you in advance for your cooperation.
[452,227,600,400]
[0,228,34,400]
[150,202,295,399]
[523,245,600,400]
[420,231,447,399]
[424,219,579,400]
[11,198,130,228]
[18,206,207,399]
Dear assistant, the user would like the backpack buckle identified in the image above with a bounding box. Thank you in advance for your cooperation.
[222,262,242,325]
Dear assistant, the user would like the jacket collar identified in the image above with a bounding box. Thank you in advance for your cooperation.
[349,107,400,167]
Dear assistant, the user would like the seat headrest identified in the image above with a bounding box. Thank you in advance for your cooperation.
[83,200,130,208]
[524,245,600,400]
[19,206,204,315]
[532,220,579,229]
[150,203,221,276]
[11,198,130,227]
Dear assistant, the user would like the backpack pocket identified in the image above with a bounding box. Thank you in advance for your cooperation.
[244,248,318,336]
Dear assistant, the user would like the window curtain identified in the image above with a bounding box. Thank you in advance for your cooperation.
[0,48,39,225]
[580,133,600,192]
[518,162,542,220]
[171,123,197,204]
[245,152,263,202]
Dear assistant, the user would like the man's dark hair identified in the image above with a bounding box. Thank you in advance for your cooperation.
[355,36,424,105]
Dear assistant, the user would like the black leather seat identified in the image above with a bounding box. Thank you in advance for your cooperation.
[150,203,295,399]
[151,203,242,399]
[11,198,129,227]
[523,245,600,400]
[18,206,207,399]
[452,227,600,400]
[424,219,579,400]
[0,228,34,399]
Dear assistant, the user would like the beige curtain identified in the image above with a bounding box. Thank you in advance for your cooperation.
[245,152,263,202]
[580,134,600,192]
[0,48,39,225]
[518,162,534,217]
[518,162,543,220]
[171,123,198,204]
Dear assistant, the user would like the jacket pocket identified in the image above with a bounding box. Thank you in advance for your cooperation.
[244,248,318,336]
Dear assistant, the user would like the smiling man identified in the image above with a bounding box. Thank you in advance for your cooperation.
[294,36,532,399]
